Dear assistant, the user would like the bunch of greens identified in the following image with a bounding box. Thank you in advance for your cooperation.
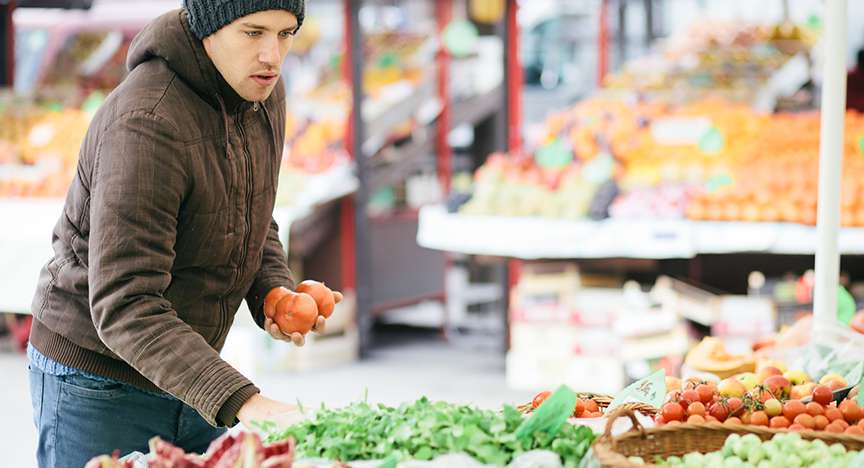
[264,395,594,467]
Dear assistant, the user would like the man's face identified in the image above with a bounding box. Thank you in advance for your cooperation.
[203,9,298,102]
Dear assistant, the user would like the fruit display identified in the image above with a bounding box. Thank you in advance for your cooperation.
[685,337,756,379]
[85,431,295,468]
[461,97,864,226]
[654,365,864,439]
[604,21,816,103]
[0,106,90,198]
[518,390,656,420]
[653,432,861,467]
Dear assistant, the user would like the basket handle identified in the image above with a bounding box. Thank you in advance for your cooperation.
[600,404,647,443]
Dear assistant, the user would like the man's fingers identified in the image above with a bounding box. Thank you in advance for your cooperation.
[312,316,326,334]
[333,291,344,304]
[290,332,305,347]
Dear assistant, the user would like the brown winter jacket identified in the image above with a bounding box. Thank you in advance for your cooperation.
[28,8,293,427]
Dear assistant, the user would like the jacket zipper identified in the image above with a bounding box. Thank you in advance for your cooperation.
[232,111,255,292]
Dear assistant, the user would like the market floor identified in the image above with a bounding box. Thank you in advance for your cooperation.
[1,325,531,468]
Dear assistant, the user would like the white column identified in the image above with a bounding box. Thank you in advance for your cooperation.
[813,0,848,327]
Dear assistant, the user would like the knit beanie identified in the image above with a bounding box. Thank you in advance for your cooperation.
[183,0,305,39]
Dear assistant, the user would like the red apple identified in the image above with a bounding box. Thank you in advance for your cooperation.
[791,383,817,400]
[757,366,784,384]
[764,375,792,400]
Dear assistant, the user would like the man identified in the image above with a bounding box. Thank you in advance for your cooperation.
[26,1,334,466]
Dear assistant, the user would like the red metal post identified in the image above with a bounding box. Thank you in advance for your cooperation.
[435,0,453,194]
[506,0,522,152]
[597,0,610,86]
[339,0,357,291]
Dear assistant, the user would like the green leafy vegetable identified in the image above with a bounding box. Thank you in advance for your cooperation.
[265,397,595,467]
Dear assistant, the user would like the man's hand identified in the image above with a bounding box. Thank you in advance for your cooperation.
[263,315,325,347]
[263,285,338,347]
[237,394,305,431]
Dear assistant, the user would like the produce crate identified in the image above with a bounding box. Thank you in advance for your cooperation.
[510,262,581,323]
[593,407,864,467]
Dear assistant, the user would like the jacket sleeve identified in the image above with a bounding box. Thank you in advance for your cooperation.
[245,219,294,329]
[88,112,258,427]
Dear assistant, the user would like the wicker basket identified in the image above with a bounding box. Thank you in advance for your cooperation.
[593,406,864,467]
[518,392,625,415]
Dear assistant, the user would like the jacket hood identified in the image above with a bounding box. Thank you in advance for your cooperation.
[127,9,246,113]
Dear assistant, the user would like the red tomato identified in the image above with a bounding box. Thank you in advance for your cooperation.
[531,391,551,409]
[662,402,685,422]
[812,385,834,406]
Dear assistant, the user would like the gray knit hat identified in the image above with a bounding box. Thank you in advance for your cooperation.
[183,0,305,39]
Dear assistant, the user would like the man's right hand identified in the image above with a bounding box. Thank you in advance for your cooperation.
[237,394,305,430]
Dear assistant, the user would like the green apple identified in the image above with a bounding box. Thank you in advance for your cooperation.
[736,372,760,391]
[718,377,747,398]
[784,369,811,386]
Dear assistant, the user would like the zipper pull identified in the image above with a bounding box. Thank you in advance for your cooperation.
[252,102,260,112]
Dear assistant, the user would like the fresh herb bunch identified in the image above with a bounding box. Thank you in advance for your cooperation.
[264,397,595,467]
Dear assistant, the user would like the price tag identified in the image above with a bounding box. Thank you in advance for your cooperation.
[608,369,667,411]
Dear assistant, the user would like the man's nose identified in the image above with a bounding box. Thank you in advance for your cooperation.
[259,37,280,65]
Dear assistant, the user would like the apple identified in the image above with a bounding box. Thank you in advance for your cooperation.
[819,373,848,388]
[735,373,760,391]
[764,375,792,400]
[784,370,811,386]
[758,360,788,373]
[791,383,817,400]
[757,366,784,384]
[718,378,747,398]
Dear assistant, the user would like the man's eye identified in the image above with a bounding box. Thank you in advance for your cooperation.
[280,30,296,38]
[245,31,261,37]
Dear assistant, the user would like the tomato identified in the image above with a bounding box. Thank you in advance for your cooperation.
[726,397,744,417]
[840,400,862,424]
[584,399,600,413]
[805,402,825,416]
[814,415,829,430]
[812,385,834,406]
[725,417,742,425]
[782,400,806,421]
[696,384,715,404]
[826,423,844,433]
[681,389,700,406]
[687,401,706,417]
[686,415,705,424]
[794,413,815,429]
[708,403,729,422]
[846,425,864,435]
[826,407,844,422]
[769,416,790,429]
[573,399,586,417]
[531,391,551,409]
[662,402,685,422]
[750,411,769,426]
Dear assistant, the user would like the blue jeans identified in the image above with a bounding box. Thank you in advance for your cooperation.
[29,365,225,468]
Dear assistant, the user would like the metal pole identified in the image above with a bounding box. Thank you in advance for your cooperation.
[813,0,847,329]
[644,0,654,47]
[1,0,14,88]
[617,0,627,67]
[345,0,373,356]
[597,0,610,86]
[504,0,522,152]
